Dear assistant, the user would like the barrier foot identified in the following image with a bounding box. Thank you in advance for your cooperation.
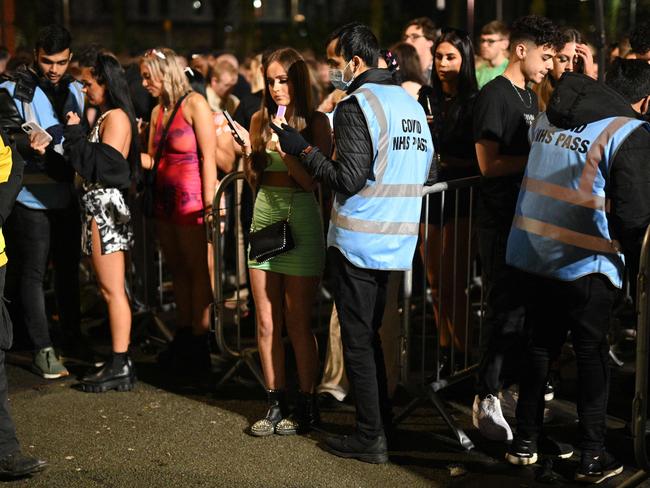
[617,469,650,487]
[131,309,173,347]
[426,384,474,451]
[393,397,423,425]
[213,349,265,391]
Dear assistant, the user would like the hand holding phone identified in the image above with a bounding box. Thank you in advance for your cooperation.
[21,121,53,144]
[223,110,247,147]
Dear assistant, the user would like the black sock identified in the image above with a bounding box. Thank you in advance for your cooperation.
[112,352,128,366]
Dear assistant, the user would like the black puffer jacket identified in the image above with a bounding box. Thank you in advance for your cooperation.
[302,69,399,196]
[547,72,650,284]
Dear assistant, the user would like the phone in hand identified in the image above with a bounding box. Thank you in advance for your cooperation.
[573,54,585,74]
[223,110,245,147]
[21,121,53,144]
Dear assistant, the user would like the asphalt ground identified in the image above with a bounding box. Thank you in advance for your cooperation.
[0,290,646,487]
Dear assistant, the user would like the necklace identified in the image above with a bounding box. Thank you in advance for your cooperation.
[503,75,532,109]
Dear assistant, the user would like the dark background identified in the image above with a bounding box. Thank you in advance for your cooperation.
[3,0,649,59]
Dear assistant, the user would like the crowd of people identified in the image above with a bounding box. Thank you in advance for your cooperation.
[0,12,645,483]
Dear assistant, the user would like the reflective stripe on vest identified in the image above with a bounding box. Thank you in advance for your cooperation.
[506,113,648,287]
[327,83,435,270]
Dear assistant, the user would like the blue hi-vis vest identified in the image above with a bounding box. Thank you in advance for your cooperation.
[506,113,649,288]
[327,83,435,270]
[0,78,84,210]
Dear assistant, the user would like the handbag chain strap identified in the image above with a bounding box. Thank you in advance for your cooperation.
[250,190,295,233]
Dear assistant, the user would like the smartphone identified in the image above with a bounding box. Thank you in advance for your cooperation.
[21,121,53,144]
[223,110,245,147]
[573,55,585,74]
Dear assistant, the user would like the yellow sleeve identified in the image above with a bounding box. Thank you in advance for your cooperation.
[0,137,12,184]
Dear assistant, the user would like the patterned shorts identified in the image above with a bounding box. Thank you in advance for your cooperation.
[80,188,134,256]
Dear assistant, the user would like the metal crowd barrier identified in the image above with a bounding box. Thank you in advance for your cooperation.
[620,224,650,487]
[207,171,265,389]
[395,175,483,451]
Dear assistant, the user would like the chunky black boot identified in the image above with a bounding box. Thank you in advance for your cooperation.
[250,389,287,437]
[157,327,192,368]
[79,353,136,393]
[187,333,212,376]
[276,391,320,435]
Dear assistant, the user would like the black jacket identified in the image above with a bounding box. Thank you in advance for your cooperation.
[546,72,650,279]
[302,69,423,196]
[63,124,131,190]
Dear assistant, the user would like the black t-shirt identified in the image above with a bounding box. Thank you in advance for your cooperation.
[473,75,538,230]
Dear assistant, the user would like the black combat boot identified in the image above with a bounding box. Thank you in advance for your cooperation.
[275,391,320,435]
[250,389,288,437]
[79,352,136,393]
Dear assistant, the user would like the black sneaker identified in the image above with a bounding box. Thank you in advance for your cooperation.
[505,436,537,465]
[575,450,623,484]
[0,451,47,479]
[538,436,573,459]
[322,433,388,464]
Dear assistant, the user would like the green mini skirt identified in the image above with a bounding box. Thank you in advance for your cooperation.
[248,185,325,277]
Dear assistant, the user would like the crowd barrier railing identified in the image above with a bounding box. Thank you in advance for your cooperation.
[394,175,483,451]
[207,171,265,389]
[620,224,650,487]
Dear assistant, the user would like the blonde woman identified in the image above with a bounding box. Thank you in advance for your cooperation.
[140,48,217,374]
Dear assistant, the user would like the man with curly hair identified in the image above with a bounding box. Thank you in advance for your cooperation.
[630,21,650,62]
[472,14,560,445]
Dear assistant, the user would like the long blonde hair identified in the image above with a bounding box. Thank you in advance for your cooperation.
[140,47,191,108]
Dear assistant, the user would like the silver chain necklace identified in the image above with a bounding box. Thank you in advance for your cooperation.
[503,75,532,109]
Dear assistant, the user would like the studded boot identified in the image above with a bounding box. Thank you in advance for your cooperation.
[276,391,320,435]
[250,389,288,437]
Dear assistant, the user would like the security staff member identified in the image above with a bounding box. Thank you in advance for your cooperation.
[0,25,84,378]
[0,130,47,478]
[504,61,650,484]
[272,22,435,463]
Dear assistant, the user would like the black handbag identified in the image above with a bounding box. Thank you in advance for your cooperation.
[249,192,295,263]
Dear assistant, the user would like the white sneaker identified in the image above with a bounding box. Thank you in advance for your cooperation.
[472,394,513,442]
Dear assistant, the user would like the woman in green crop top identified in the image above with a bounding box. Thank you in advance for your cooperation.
[234,48,332,437]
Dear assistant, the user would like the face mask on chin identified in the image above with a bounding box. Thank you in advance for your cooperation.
[329,59,355,91]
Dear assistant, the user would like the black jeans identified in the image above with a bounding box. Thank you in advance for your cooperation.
[476,227,527,398]
[0,266,19,457]
[4,202,81,350]
[516,272,616,452]
[328,247,392,439]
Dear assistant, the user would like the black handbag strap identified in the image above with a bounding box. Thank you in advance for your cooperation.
[151,93,189,175]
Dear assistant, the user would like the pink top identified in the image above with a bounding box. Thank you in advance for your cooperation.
[153,102,204,226]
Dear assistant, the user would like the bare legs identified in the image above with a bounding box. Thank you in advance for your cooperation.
[249,269,320,392]
[419,219,472,352]
[157,221,211,335]
[90,219,131,352]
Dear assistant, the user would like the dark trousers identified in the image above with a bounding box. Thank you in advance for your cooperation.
[0,266,19,457]
[328,247,391,439]
[4,202,81,350]
[476,227,527,398]
[516,272,615,452]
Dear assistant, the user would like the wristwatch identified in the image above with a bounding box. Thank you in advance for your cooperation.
[298,145,314,162]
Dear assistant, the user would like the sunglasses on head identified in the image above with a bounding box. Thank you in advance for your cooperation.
[144,48,166,60]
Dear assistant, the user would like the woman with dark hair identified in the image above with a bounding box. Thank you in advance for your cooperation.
[60,51,137,392]
[389,42,426,98]
[534,28,596,111]
[232,47,331,437]
[418,28,479,366]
